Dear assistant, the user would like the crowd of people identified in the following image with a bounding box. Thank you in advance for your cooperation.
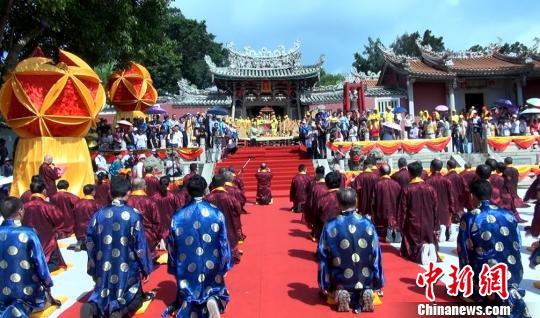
[0,153,248,317]
[289,155,537,316]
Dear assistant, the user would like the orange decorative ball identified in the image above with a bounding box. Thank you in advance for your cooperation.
[0,50,106,138]
[107,62,158,112]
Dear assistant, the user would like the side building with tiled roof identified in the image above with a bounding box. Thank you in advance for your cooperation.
[377,40,540,115]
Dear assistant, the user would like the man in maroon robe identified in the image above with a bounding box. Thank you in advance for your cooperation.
[313,172,342,240]
[391,157,409,188]
[223,171,246,214]
[72,184,101,251]
[305,166,327,240]
[22,179,66,271]
[143,166,160,197]
[206,174,243,263]
[352,162,378,215]
[503,157,520,198]
[229,166,245,192]
[398,161,439,265]
[182,163,198,186]
[459,162,477,190]
[475,164,502,207]
[289,164,312,213]
[255,163,273,205]
[445,159,467,219]
[372,164,401,243]
[426,159,454,242]
[20,175,41,204]
[152,176,180,239]
[525,176,540,202]
[49,180,79,237]
[94,173,112,207]
[127,178,161,257]
[38,154,61,196]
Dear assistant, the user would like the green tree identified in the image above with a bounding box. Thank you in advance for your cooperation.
[0,0,170,78]
[468,44,486,52]
[390,29,445,57]
[318,69,345,86]
[499,41,528,55]
[352,37,385,73]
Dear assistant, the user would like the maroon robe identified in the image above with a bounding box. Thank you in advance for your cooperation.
[289,173,312,206]
[174,188,190,210]
[426,172,454,226]
[144,174,160,197]
[225,182,246,210]
[340,173,347,188]
[232,174,245,192]
[305,181,327,228]
[503,166,525,208]
[205,188,242,249]
[182,172,196,187]
[74,196,101,240]
[372,176,401,229]
[529,201,540,237]
[94,181,112,207]
[20,190,32,204]
[313,189,340,239]
[39,162,60,196]
[398,179,438,263]
[151,191,179,238]
[524,176,540,202]
[50,190,80,236]
[445,170,467,217]
[459,170,477,190]
[255,170,273,202]
[127,192,161,252]
[391,168,410,188]
[352,170,378,215]
[22,195,67,267]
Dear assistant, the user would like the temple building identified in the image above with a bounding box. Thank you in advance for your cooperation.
[378,40,540,115]
[164,42,405,118]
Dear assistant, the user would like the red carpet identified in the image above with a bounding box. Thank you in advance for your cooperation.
[60,146,453,317]
[215,145,313,198]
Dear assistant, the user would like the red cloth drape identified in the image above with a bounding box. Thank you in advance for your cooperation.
[512,136,537,149]
[425,137,451,152]
[329,137,451,156]
[487,137,512,151]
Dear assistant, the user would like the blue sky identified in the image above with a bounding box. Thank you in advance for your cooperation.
[173,0,540,74]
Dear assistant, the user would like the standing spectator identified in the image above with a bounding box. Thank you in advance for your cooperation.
[0,138,8,167]
[409,123,419,139]
[349,122,358,142]
[135,130,147,150]
[169,126,182,149]
[94,151,108,174]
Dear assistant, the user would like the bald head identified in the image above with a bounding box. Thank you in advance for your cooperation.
[337,188,357,211]
[132,178,146,191]
[44,155,53,164]
[223,171,234,182]
[260,163,267,170]
[379,164,391,176]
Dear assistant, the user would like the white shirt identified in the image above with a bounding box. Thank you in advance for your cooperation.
[135,134,147,149]
[94,154,108,172]
[135,161,144,179]
[170,131,182,145]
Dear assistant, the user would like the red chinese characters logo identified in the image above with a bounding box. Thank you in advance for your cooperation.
[446,264,473,297]
[479,263,509,299]
[416,262,444,302]
[416,262,509,301]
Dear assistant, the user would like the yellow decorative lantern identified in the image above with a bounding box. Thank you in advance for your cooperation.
[0,50,105,196]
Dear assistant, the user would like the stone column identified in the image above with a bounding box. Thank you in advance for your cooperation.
[516,80,524,106]
[343,82,350,112]
[296,88,301,119]
[448,81,456,112]
[407,77,415,115]
[231,82,236,119]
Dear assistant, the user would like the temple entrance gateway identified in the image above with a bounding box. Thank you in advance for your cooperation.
[465,93,484,111]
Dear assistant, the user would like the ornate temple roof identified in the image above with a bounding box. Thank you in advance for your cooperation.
[379,40,537,80]
[205,41,325,80]
[159,79,231,106]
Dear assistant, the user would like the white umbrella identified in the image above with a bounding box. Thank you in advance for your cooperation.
[382,121,402,131]
[117,120,133,126]
[519,108,540,115]
[526,98,540,107]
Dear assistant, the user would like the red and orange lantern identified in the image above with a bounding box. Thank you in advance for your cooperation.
[106,62,158,120]
[0,50,105,196]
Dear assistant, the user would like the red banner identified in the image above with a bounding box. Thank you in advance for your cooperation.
[487,136,539,151]
[329,137,451,156]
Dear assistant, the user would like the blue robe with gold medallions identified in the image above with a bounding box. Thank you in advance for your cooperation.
[0,219,53,318]
[166,198,232,318]
[86,199,153,316]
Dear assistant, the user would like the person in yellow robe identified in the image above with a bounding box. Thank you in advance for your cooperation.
[383,105,394,123]
[270,115,278,136]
